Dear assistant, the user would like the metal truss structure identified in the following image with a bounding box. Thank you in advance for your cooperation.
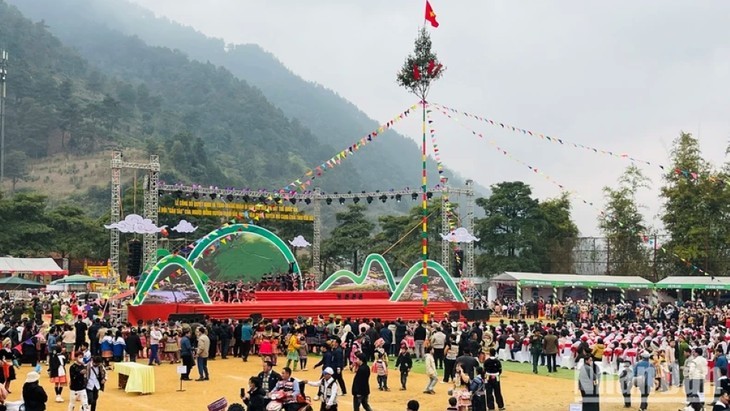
[110,152,160,281]
[157,182,476,279]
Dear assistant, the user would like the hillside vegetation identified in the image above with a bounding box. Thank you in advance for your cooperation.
[9,0,472,193]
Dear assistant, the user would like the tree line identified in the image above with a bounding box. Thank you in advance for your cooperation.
[321,132,730,280]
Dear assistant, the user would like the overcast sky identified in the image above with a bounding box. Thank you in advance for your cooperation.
[129,0,730,236]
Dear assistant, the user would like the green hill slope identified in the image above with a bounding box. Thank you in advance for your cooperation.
[0,0,365,196]
[9,0,470,193]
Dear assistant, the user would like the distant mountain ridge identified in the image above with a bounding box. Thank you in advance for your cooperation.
[9,0,477,193]
[0,0,362,194]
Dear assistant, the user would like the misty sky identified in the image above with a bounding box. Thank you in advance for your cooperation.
[129,0,730,236]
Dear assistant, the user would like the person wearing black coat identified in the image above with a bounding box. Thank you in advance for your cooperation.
[456,349,479,380]
[330,339,346,395]
[395,344,413,390]
[220,319,232,359]
[313,344,333,370]
[209,321,220,360]
[243,377,267,411]
[256,360,281,394]
[88,319,102,356]
[124,329,142,362]
[395,319,407,348]
[233,320,243,358]
[351,354,372,411]
[22,371,48,411]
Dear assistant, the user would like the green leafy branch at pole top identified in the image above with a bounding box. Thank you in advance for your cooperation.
[396,27,446,102]
[396,26,445,321]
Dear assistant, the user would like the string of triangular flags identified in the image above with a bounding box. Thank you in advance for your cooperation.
[282,104,419,193]
[433,105,603,214]
[637,235,711,276]
[431,102,724,187]
[426,106,466,273]
[425,105,458,232]
[433,105,713,277]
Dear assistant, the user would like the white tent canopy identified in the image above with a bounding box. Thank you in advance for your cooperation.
[0,258,67,275]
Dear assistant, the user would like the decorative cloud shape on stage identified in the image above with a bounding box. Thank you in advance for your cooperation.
[288,235,311,248]
[172,219,198,233]
[104,214,165,234]
[440,227,479,243]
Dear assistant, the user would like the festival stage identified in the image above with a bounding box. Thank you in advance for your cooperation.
[127,291,468,324]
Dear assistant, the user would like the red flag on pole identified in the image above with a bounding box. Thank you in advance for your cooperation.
[425,1,439,28]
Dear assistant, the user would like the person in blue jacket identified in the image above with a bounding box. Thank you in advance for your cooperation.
[241,319,254,362]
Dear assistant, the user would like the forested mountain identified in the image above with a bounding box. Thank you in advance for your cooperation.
[0,0,363,194]
[9,0,471,193]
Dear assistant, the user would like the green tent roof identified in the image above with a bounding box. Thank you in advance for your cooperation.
[655,276,730,290]
[492,272,653,289]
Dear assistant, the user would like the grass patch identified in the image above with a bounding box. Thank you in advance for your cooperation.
[307,353,616,382]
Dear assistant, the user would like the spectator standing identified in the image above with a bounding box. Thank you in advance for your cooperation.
[85,355,106,411]
[414,321,427,361]
[352,353,373,411]
[67,354,88,411]
[148,325,162,366]
[74,316,87,353]
[423,346,438,394]
[125,328,141,363]
[578,356,599,411]
[483,348,505,411]
[430,327,447,370]
[395,342,412,391]
[528,330,543,374]
[195,327,210,381]
[179,329,193,381]
[305,367,338,411]
[241,319,253,362]
[542,329,559,373]
[444,334,458,383]
[22,371,47,411]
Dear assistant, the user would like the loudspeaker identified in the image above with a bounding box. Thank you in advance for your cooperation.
[127,240,143,278]
[168,313,205,324]
[453,250,464,278]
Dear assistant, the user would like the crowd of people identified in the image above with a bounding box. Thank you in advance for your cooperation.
[6,286,730,411]
[205,273,319,303]
[487,296,730,411]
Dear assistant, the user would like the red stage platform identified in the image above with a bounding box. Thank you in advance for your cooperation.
[128,291,467,324]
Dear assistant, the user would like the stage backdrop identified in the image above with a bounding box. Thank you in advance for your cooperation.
[193,232,290,282]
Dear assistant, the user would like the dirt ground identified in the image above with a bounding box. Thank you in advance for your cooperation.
[5,357,701,411]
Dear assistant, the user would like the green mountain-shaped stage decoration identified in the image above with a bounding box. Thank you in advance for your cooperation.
[132,254,211,305]
[318,253,464,302]
[133,223,300,305]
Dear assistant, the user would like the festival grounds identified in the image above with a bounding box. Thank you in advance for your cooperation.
[5,355,699,411]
